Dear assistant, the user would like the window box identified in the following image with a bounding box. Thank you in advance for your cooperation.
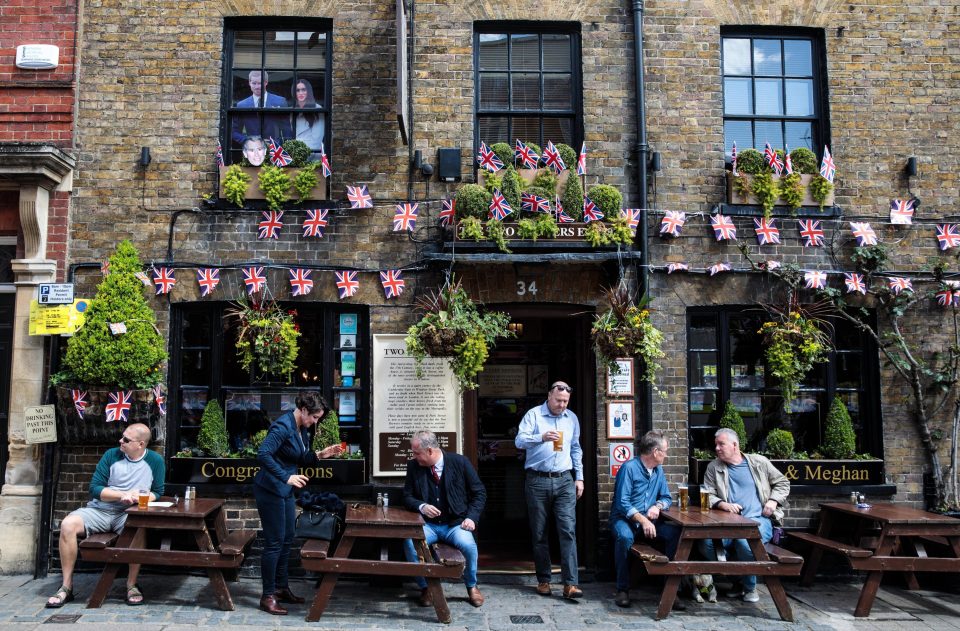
[478,167,571,190]
[689,456,885,488]
[55,386,164,445]
[218,165,327,202]
[167,456,365,486]
[726,172,834,208]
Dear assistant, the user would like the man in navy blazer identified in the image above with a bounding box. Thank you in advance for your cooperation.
[402,430,487,607]
[231,70,291,146]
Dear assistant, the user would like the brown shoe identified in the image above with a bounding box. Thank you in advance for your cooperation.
[417,587,433,607]
[259,594,288,616]
[536,582,552,596]
[563,584,583,600]
[467,586,484,607]
[274,586,305,604]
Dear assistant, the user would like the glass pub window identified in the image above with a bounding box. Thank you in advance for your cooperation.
[475,24,581,158]
[722,29,826,164]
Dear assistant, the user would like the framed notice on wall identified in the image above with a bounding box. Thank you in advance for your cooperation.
[606,359,634,396]
[607,400,635,440]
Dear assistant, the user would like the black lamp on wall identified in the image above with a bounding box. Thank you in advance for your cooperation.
[905,156,918,178]
[138,147,152,169]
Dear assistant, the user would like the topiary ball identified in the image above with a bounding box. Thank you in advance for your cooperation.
[454,184,492,220]
[555,143,578,170]
[587,184,623,218]
[490,142,512,170]
[282,139,312,167]
[790,147,818,174]
[736,148,766,174]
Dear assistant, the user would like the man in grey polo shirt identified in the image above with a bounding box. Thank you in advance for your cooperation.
[515,381,584,600]
[45,423,165,608]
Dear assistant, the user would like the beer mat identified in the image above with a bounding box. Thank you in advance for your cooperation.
[148,501,174,507]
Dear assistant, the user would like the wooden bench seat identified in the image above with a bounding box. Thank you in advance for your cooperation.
[790,531,873,558]
[79,532,119,549]
[300,539,331,560]
[630,543,668,564]
[764,542,803,564]
[80,547,246,568]
[431,543,465,567]
[630,541,802,577]
[218,530,256,556]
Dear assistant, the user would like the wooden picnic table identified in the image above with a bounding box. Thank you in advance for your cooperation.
[631,507,802,621]
[302,504,465,623]
[794,501,960,617]
[78,497,255,610]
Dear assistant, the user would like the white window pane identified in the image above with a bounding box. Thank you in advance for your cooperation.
[785,79,814,116]
[542,34,570,71]
[755,121,783,150]
[512,34,539,70]
[755,78,783,115]
[754,39,781,76]
[784,40,812,76]
[724,120,753,155]
[479,117,508,145]
[785,122,813,151]
[723,38,751,75]
[479,34,508,70]
[724,78,752,115]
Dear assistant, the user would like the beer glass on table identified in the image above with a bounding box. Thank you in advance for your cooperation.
[138,489,150,510]
[678,485,689,511]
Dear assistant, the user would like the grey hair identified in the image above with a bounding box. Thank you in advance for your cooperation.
[638,430,667,455]
[411,430,439,450]
[715,427,740,445]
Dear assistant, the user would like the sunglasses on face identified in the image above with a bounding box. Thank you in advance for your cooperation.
[120,435,137,444]
[551,385,572,393]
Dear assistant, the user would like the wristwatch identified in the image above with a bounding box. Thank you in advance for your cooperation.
[655,501,665,510]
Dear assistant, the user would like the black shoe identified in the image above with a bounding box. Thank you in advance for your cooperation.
[615,590,630,607]
[672,599,686,612]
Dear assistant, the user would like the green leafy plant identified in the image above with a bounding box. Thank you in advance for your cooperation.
[481,172,504,197]
[534,213,558,239]
[530,167,557,195]
[561,172,584,221]
[736,148,766,174]
[583,215,633,247]
[258,165,291,211]
[555,143,577,170]
[486,219,511,253]
[584,222,609,247]
[733,173,751,199]
[292,162,320,203]
[225,297,301,383]
[766,428,795,459]
[524,185,554,201]
[759,305,832,412]
[313,410,341,452]
[693,448,715,460]
[751,171,779,220]
[454,184,491,220]
[223,164,251,208]
[822,395,857,459]
[809,174,834,211]
[459,216,485,241]
[198,399,229,457]
[591,285,665,386]
[587,184,623,218]
[490,142,513,169]
[790,147,818,174]
[719,401,747,447]
[517,218,539,240]
[238,429,268,458]
[52,241,167,389]
[779,172,804,213]
[282,139,313,167]
[501,165,523,211]
[405,276,515,390]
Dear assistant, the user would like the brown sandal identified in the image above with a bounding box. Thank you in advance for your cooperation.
[46,585,74,608]
[125,584,144,606]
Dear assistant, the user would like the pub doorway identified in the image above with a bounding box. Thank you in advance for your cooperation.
[468,304,597,574]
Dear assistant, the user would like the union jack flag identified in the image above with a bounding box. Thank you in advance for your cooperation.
[439,199,456,228]
[582,197,604,223]
[820,145,836,183]
[379,270,405,299]
[844,272,867,295]
[521,192,551,214]
[850,222,878,246]
[542,141,566,174]
[804,270,828,289]
[711,214,737,241]
[152,267,176,295]
[266,137,292,167]
[216,141,224,167]
[660,211,686,237]
[393,202,419,232]
[100,260,110,276]
[620,208,641,231]
[798,219,825,247]
[783,144,794,175]
[242,266,266,295]
[477,141,504,172]
[937,281,960,307]
[152,384,166,416]
[302,209,329,238]
[105,391,132,423]
[335,270,359,299]
[577,143,587,176]
[346,185,373,208]
[515,139,540,169]
[196,268,220,297]
[554,197,574,223]
[764,142,783,176]
[731,141,738,176]
[888,277,913,294]
[489,189,513,221]
[708,262,731,276]
[936,224,960,250]
[135,271,152,287]
[761,260,782,271]
[890,198,916,225]
[288,268,314,296]
[753,217,780,245]
[71,389,88,419]
[319,142,332,177]
[666,262,689,274]
[258,210,284,239]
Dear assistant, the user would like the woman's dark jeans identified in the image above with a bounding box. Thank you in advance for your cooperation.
[254,484,296,597]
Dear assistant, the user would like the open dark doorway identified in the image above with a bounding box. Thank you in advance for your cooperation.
[0,293,13,483]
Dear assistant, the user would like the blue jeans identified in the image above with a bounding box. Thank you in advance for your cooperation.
[403,522,479,588]
[610,517,681,591]
[253,485,296,597]
[697,515,773,592]
[525,473,578,585]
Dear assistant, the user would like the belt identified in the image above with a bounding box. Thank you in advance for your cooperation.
[527,469,570,478]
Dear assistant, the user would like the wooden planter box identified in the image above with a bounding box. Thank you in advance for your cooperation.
[55,386,164,445]
[689,457,884,488]
[726,172,834,208]
[167,456,366,486]
[478,167,571,190]
[218,165,327,202]
[455,220,592,242]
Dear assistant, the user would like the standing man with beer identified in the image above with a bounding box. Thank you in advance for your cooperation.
[515,381,584,600]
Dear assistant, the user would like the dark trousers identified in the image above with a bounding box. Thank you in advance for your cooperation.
[524,472,578,585]
[253,485,296,596]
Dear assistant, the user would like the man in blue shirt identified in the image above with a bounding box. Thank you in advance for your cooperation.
[609,431,681,608]
[515,382,583,599]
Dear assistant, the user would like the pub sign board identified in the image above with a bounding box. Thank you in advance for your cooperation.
[168,457,365,485]
[689,457,885,487]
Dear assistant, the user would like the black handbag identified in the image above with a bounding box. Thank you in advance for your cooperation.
[294,509,341,540]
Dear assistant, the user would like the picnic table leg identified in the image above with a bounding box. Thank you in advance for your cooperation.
[900,538,922,590]
[854,531,894,617]
[206,568,235,611]
[747,537,794,622]
[306,536,355,622]
[655,538,692,620]
[800,510,834,586]
[85,563,121,608]
[416,540,451,624]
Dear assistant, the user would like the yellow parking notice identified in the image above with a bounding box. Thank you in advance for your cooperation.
[29,299,90,335]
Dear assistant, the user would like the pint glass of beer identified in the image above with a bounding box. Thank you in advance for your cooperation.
[138,489,150,510]
[678,485,689,511]
[700,490,711,510]
[553,431,564,452]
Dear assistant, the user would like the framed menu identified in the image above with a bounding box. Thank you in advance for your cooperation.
[606,359,634,396]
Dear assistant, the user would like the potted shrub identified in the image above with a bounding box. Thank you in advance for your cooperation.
[822,395,857,459]
[591,284,665,386]
[224,297,301,383]
[719,400,747,446]
[51,240,167,444]
[727,146,835,212]
[766,428,795,460]
[197,399,229,458]
[218,139,326,205]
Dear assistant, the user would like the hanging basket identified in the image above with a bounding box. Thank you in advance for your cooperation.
[55,386,164,445]
[417,324,467,357]
[593,326,645,362]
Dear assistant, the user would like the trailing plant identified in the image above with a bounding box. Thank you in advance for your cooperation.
[733,173,751,199]
[822,395,857,459]
[239,429,268,458]
[454,184,491,220]
[198,399,229,458]
[292,161,319,202]
[517,218,539,240]
[531,168,558,195]
[561,172,584,221]
[555,143,578,170]
[490,142,513,170]
[534,213,559,239]
[759,303,832,412]
[766,428,795,459]
[719,401,747,446]
[313,410,341,451]
[584,222,609,247]
[404,276,514,390]
[486,219,512,253]
[587,184,623,217]
[736,148,766,175]
[790,147,818,174]
[223,164,251,208]
[258,165,291,211]
[750,171,779,219]
[501,165,523,211]
[282,139,313,167]
[779,172,805,213]
[481,172,504,197]
[809,174,834,211]
[225,297,301,383]
[693,448,715,460]
[459,216,485,241]
[584,215,633,246]
[591,284,666,386]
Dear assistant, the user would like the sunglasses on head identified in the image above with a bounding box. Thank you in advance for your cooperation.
[551,385,572,393]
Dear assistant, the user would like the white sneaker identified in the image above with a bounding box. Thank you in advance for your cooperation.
[742,589,760,603]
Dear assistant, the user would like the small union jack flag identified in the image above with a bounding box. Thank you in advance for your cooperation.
[582,196,605,223]
[850,222,878,246]
[196,268,220,297]
[888,277,913,294]
[936,224,960,250]
[783,144,794,175]
[379,270,405,299]
[798,219,825,247]
[708,262,731,276]
[152,384,166,416]
[152,267,176,295]
[761,260,782,271]
[937,281,960,307]
[666,262,689,274]
[515,139,540,169]
[135,271,152,287]
[764,142,783,176]
[319,142,332,177]
[554,197,574,223]
[71,389,88,419]
[258,211,284,239]
[890,199,916,225]
[804,270,828,289]
[346,185,373,209]
[393,202,419,232]
[105,391,132,423]
[844,272,867,295]
[335,270,359,299]
[242,266,266,295]
[266,137,292,167]
[302,209,329,238]
[477,141,504,172]
[100,260,110,276]
[216,141,224,167]
[439,199,456,227]
[577,143,587,176]
[731,141,738,176]
[711,214,737,241]
[288,268,314,296]
[820,145,836,183]
[521,192,551,214]
[542,141,566,174]
[620,208,641,231]
[753,218,780,245]
[660,211,686,237]
[489,189,513,221]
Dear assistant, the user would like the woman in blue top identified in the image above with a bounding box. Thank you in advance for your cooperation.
[254,391,343,615]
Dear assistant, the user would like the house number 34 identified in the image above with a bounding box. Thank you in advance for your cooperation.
[516,281,538,296]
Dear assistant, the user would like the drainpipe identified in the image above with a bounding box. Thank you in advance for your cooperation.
[405,0,416,200]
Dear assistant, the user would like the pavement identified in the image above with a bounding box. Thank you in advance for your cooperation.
[1,571,959,630]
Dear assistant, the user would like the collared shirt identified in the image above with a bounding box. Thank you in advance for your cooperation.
[514,401,583,481]
[609,457,672,524]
